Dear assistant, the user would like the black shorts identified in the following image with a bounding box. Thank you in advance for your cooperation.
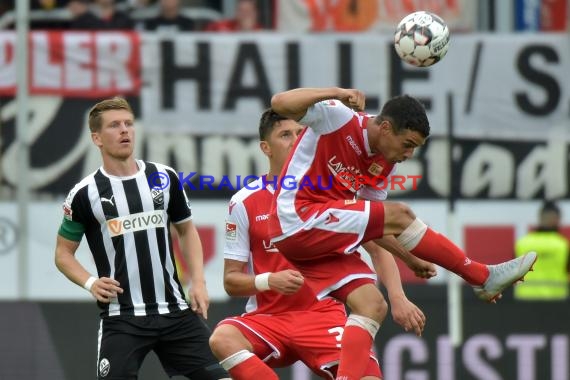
[96,309,228,380]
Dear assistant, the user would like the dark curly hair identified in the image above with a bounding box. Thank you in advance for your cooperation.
[375,95,430,137]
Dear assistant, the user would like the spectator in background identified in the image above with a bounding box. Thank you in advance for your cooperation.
[68,0,103,29]
[514,201,570,300]
[92,0,135,29]
[144,0,195,32]
[204,0,263,32]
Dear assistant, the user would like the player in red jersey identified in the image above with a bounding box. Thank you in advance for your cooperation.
[209,109,433,380]
[268,87,538,380]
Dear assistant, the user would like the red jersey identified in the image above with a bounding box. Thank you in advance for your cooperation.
[269,100,395,240]
[224,176,342,315]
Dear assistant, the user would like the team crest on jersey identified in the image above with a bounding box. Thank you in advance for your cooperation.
[99,358,110,377]
[225,222,237,241]
[368,162,383,176]
[151,188,164,207]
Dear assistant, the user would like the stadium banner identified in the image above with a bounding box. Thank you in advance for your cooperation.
[1,100,569,201]
[0,31,567,139]
[275,0,477,32]
[1,294,568,379]
[0,31,141,97]
[1,33,569,200]
[139,32,570,139]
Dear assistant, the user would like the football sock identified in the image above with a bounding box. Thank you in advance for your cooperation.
[397,218,489,285]
[220,350,278,380]
[336,315,379,380]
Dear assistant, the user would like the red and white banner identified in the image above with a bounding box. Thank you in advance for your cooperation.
[0,31,141,98]
[276,0,477,32]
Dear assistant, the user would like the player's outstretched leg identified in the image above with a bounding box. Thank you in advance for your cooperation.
[472,251,537,302]
[382,203,538,302]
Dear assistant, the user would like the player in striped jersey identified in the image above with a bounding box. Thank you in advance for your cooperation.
[208,109,432,379]
[54,97,229,380]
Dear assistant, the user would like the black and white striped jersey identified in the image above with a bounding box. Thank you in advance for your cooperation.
[59,160,192,317]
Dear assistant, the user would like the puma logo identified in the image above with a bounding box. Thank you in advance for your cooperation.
[101,195,115,207]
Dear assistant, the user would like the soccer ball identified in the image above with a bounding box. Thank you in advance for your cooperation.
[393,11,450,67]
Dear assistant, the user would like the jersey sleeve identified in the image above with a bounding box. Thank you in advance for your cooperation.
[166,167,193,224]
[223,199,251,263]
[300,99,356,135]
[57,184,87,241]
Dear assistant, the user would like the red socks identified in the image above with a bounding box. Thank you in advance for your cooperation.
[223,352,278,380]
[411,228,489,285]
[336,325,373,380]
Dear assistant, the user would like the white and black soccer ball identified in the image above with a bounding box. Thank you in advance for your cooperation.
[393,11,450,67]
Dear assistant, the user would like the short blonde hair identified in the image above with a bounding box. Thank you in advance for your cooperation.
[88,97,133,133]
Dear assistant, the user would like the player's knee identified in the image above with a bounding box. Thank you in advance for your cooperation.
[369,295,388,322]
[347,286,388,322]
[362,291,388,322]
[209,326,232,359]
[387,202,416,230]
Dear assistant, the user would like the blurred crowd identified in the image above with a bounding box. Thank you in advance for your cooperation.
[0,0,273,31]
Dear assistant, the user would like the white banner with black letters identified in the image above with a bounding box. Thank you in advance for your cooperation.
[140,33,570,140]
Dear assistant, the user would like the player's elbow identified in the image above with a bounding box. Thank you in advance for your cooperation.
[54,249,66,272]
[270,93,289,116]
[223,279,239,297]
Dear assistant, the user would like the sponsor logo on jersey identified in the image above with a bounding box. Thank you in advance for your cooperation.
[327,155,362,192]
[255,214,269,221]
[346,135,362,156]
[344,199,357,205]
[106,210,165,237]
[225,222,237,241]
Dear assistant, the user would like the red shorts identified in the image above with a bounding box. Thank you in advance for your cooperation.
[273,200,384,298]
[217,302,382,379]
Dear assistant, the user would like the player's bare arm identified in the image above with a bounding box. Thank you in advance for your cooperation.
[224,259,305,296]
[54,235,123,303]
[175,219,210,319]
[271,87,365,121]
[362,241,426,336]
[375,235,437,279]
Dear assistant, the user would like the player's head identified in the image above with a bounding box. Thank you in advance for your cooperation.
[539,200,561,230]
[258,108,304,169]
[88,97,135,160]
[376,94,430,137]
[370,95,429,163]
